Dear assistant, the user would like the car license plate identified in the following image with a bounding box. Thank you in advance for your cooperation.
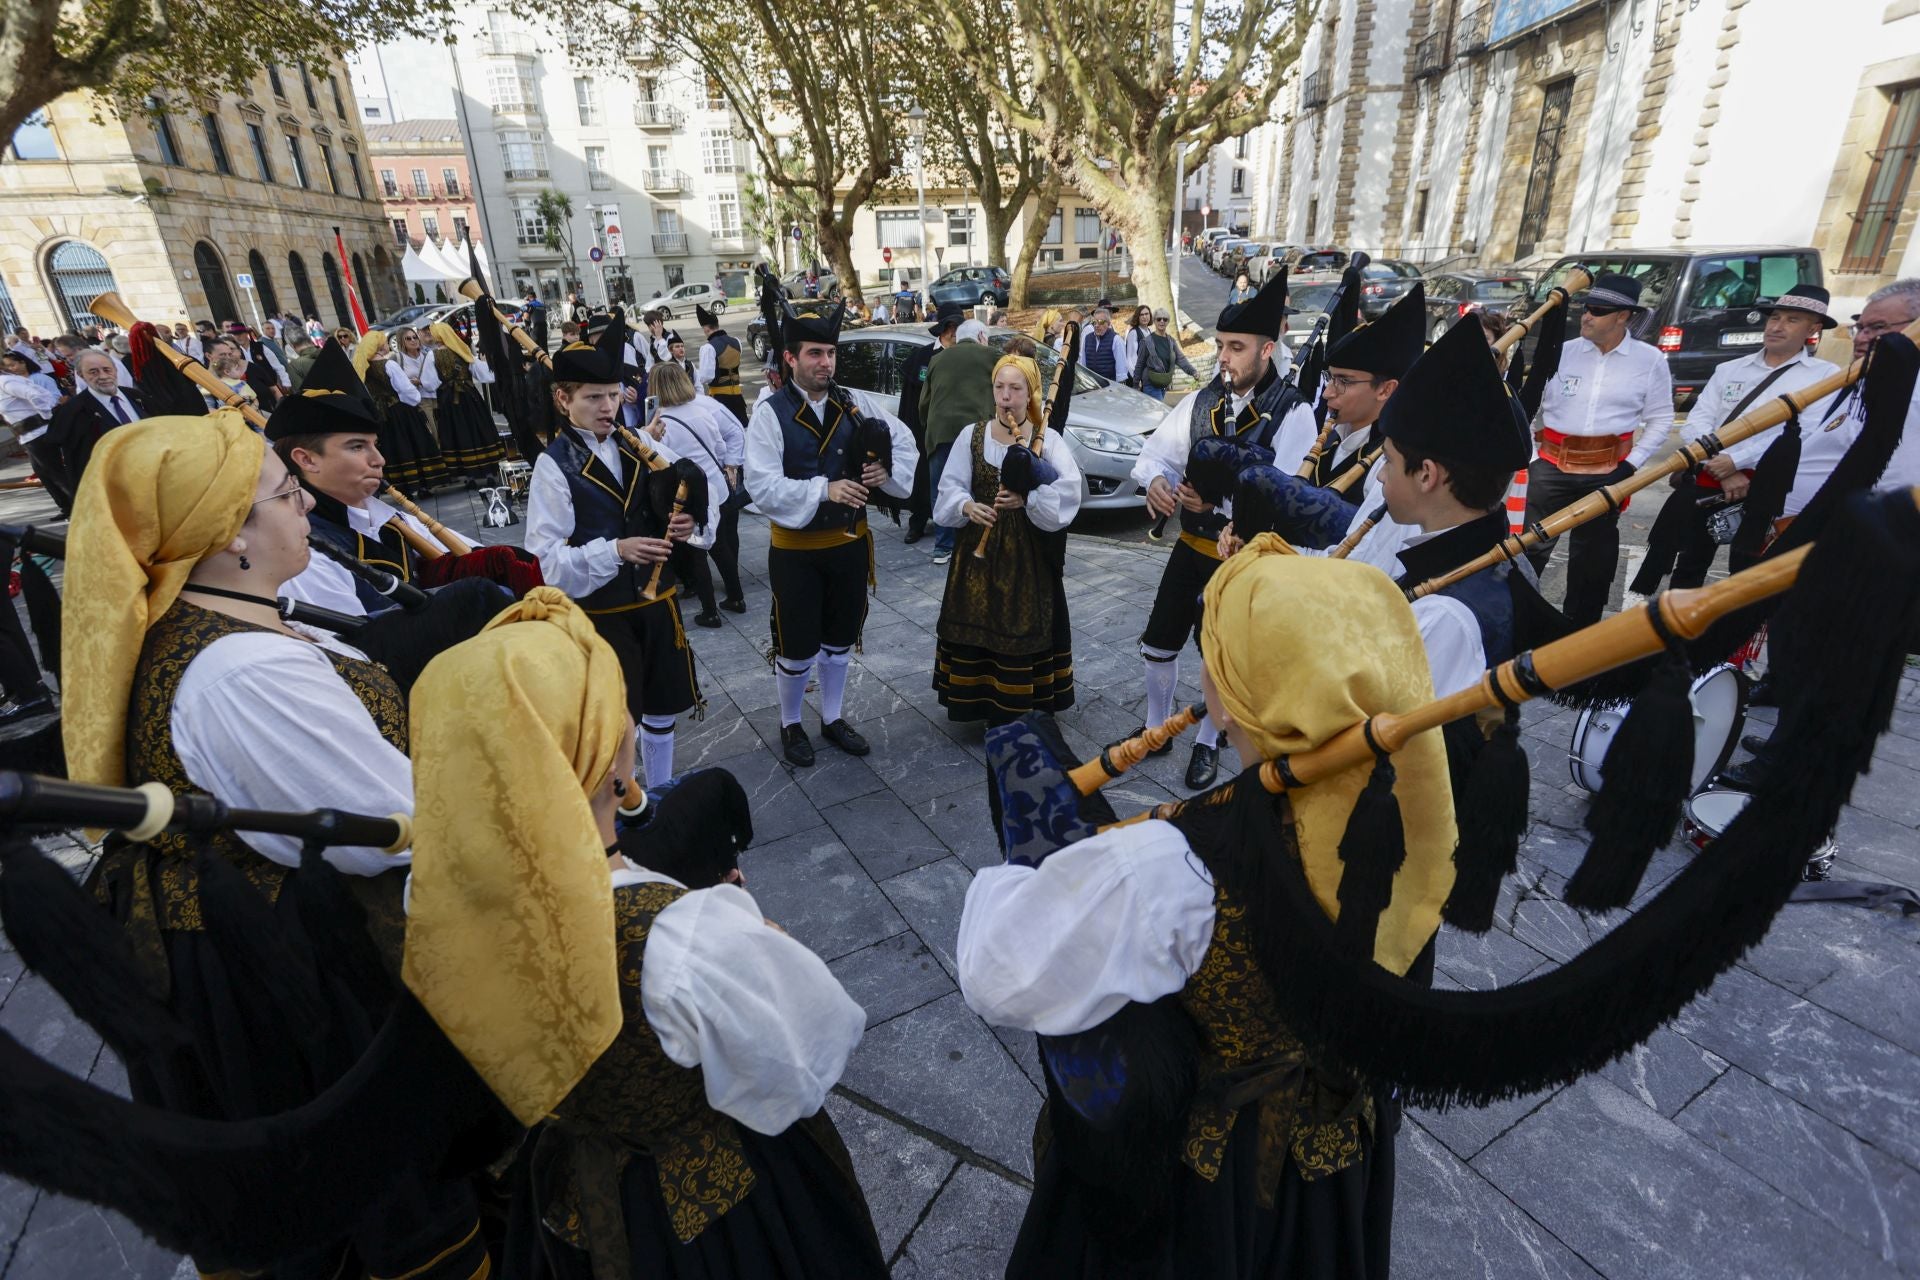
[1720,331,1763,347]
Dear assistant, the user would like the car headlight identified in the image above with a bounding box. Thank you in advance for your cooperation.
[1067,425,1144,455]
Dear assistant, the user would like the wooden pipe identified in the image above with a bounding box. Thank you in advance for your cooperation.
[376,482,472,558]
[1404,313,1920,602]
[1295,419,1342,479]
[1066,703,1205,796]
[458,279,552,371]
[642,479,688,600]
[1491,266,1592,358]
[1329,502,1387,560]
[1328,443,1382,495]
[972,409,1031,561]
[88,292,270,430]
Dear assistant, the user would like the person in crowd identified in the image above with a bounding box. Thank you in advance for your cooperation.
[361,331,448,495]
[918,311,998,566]
[390,325,441,441]
[694,304,748,426]
[1135,308,1198,401]
[1228,271,1257,306]
[649,362,747,624]
[285,332,320,391]
[202,337,258,414]
[1122,303,1156,390]
[1,351,64,508]
[46,348,146,506]
[898,306,951,545]
[1081,307,1131,387]
[429,320,508,481]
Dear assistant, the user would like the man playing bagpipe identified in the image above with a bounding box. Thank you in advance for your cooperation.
[272,340,543,618]
[743,294,917,768]
[1128,270,1315,789]
[527,340,713,789]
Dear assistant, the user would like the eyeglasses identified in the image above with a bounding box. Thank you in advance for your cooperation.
[1324,373,1380,391]
[251,476,306,510]
[1849,319,1913,337]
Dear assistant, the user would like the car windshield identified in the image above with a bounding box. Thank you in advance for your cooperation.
[1682,253,1818,313]
[1473,279,1529,301]
[1297,252,1344,271]
[1290,283,1341,313]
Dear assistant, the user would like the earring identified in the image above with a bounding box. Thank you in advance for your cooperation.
[612,778,627,797]
[237,553,251,571]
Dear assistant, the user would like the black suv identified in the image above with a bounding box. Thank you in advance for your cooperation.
[1522,247,1824,411]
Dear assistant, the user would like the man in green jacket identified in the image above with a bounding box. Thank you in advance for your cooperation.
[285,333,320,392]
[918,309,999,563]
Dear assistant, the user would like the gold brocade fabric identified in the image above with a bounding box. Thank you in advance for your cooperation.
[936,423,1053,655]
[430,321,476,366]
[1199,538,1458,977]
[61,413,264,789]
[543,881,757,1263]
[120,601,409,933]
[404,588,629,1128]
[434,345,477,400]
[1178,879,1374,1198]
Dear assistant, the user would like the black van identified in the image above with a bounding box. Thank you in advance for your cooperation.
[1522,246,1824,412]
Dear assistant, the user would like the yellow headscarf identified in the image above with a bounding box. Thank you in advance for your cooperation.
[403,587,629,1125]
[1200,536,1457,975]
[61,411,265,788]
[1034,308,1061,343]
[429,321,475,365]
[991,353,1044,434]
[351,329,387,380]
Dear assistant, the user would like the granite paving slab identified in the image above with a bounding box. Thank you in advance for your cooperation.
[828,932,958,1029]
[823,1094,961,1260]
[888,1164,1030,1280]
[738,826,905,963]
[1391,1123,1601,1280]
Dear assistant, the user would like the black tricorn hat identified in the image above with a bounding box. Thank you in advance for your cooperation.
[1378,312,1531,473]
[695,304,719,328]
[1215,267,1293,340]
[263,340,383,441]
[782,299,845,349]
[1325,283,1426,380]
[551,340,621,384]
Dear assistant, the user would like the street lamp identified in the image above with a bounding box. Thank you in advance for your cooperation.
[908,105,926,311]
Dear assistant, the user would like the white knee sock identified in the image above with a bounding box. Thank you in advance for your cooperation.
[1142,645,1180,729]
[1196,716,1221,749]
[818,645,852,724]
[639,715,677,788]
[776,654,815,727]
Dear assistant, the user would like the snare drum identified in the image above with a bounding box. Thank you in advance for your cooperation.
[1682,788,1749,850]
[497,459,533,502]
[1568,664,1748,795]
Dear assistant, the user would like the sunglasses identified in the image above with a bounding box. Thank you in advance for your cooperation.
[1584,306,1623,318]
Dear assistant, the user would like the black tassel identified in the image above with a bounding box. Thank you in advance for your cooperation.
[192,842,334,1070]
[286,840,394,1018]
[1565,649,1693,911]
[17,553,60,684]
[1732,396,1806,558]
[1628,478,1702,596]
[1333,727,1408,959]
[1442,717,1530,932]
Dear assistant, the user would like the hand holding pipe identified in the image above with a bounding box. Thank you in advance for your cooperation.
[972,409,1030,561]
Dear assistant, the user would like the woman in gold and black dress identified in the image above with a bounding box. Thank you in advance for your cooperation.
[429,319,507,481]
[357,329,448,496]
[404,588,887,1279]
[931,354,1082,724]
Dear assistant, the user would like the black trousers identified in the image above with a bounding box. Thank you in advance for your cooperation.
[0,537,46,700]
[1669,479,1722,590]
[712,502,743,601]
[1141,538,1223,653]
[769,534,870,660]
[21,433,73,516]
[1524,459,1632,627]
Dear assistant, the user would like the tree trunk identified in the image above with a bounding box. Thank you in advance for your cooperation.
[983,201,1016,279]
[1009,175,1062,312]
[1102,182,1176,321]
[817,212,865,306]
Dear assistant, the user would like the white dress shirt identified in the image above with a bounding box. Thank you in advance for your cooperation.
[388,352,440,406]
[526,429,711,600]
[1130,378,1319,495]
[671,393,745,466]
[171,629,412,876]
[743,387,917,529]
[1682,350,1839,470]
[617,865,866,1135]
[1,374,58,436]
[695,338,719,393]
[934,424,1084,532]
[1787,379,1920,519]
[86,386,139,424]
[1537,336,1675,467]
[279,552,368,618]
[655,406,731,534]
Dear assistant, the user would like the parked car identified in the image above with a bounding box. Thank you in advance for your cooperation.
[1358,258,1424,319]
[1520,246,1824,411]
[371,302,452,331]
[1193,228,1234,258]
[779,268,842,300]
[1247,244,1301,285]
[1222,241,1279,281]
[1279,280,1346,355]
[1290,248,1351,275]
[1209,238,1255,273]
[834,324,1165,512]
[1422,272,1534,342]
[747,298,843,362]
[650,282,727,320]
[927,265,1012,310]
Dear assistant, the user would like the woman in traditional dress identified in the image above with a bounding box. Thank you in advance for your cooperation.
[358,329,448,496]
[403,587,888,1279]
[62,410,487,1279]
[428,320,507,481]
[931,353,1081,724]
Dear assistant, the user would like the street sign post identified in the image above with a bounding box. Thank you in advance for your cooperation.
[235,274,262,329]
[882,247,893,266]
[588,246,605,263]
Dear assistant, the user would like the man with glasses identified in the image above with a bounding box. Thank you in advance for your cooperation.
[1137,309,1198,401]
[45,349,146,505]
[1081,308,1131,386]
[1525,272,1674,626]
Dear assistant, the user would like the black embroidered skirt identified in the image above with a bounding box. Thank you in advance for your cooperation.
[379,400,449,491]
[436,382,508,477]
[933,518,1074,723]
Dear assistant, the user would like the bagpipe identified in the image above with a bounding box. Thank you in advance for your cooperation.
[973,321,1078,562]
[828,386,898,537]
[1147,434,1277,542]
[985,483,1920,1121]
[642,454,710,599]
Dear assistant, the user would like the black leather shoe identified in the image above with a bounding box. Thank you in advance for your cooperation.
[820,718,871,756]
[720,596,748,614]
[905,522,927,545]
[693,611,722,628]
[780,723,814,767]
[1739,732,1773,756]
[1115,727,1174,758]
[1748,677,1778,707]
[1185,742,1219,790]
[1716,756,1770,792]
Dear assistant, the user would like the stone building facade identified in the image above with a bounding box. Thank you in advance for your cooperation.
[366,119,481,255]
[0,56,397,336]
[1275,0,1920,315]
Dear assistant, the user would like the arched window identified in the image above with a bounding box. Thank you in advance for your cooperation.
[247,250,280,317]
[320,252,351,328]
[194,241,239,326]
[0,274,20,335]
[287,251,318,319]
[372,245,398,315]
[45,241,118,333]
[351,251,375,315]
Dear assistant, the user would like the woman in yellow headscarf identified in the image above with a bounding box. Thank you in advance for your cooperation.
[929,352,1083,724]
[429,319,508,479]
[62,410,487,1280]
[405,588,885,1280]
[956,541,1457,1280]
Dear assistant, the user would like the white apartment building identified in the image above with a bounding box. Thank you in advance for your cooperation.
[350,13,761,307]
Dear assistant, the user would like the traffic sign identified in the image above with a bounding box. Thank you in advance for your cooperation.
[235,272,255,289]
[588,246,604,263]
[1201,205,1211,216]
[882,247,893,265]
[792,226,803,241]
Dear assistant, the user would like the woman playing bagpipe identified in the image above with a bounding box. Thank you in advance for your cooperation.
[526,340,713,790]
[429,319,509,479]
[59,410,490,1278]
[931,350,1083,724]
[361,329,450,496]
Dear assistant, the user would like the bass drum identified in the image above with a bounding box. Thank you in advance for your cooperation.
[1568,664,1747,795]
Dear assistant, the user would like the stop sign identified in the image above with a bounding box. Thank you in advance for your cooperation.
[882,247,893,265]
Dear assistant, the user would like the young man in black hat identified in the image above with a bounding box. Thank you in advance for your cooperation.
[743,302,917,767]
[1130,270,1315,789]
[582,310,646,431]
[1526,272,1675,625]
[695,303,748,426]
[527,341,709,789]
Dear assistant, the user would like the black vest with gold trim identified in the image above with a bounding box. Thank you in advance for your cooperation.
[305,488,417,613]
[547,424,679,606]
[771,384,860,533]
[1180,364,1307,540]
[706,331,743,396]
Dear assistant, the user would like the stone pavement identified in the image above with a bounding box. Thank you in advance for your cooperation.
[2,461,1919,1279]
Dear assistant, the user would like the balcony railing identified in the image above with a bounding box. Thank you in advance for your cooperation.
[589,171,613,190]
[1301,71,1328,109]
[486,32,536,57]
[633,101,684,128]
[709,234,750,252]
[642,167,687,191]
[652,232,689,255]
[502,166,549,181]
[1455,6,1490,55]
[490,100,542,119]
[1414,32,1448,77]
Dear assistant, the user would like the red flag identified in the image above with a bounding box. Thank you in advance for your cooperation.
[333,226,369,334]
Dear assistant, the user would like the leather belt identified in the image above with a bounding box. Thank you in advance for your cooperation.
[1539,429,1632,474]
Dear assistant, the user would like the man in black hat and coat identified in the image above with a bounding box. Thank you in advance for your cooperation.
[695,303,748,426]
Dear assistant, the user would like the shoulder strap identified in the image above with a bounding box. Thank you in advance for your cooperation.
[1718,360,1799,430]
